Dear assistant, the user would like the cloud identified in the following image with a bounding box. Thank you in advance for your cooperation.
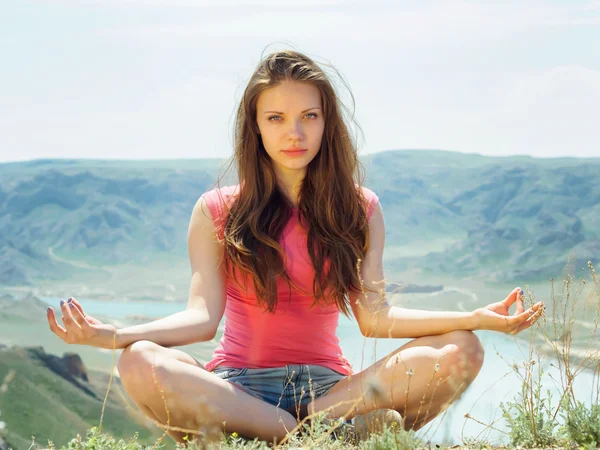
[418,65,600,157]
[100,1,600,45]
[345,64,600,158]
[49,0,345,8]
[3,62,599,161]
[498,65,600,106]
[119,0,345,5]
[584,0,600,11]
[0,76,241,161]
[3,1,600,161]
[488,65,600,155]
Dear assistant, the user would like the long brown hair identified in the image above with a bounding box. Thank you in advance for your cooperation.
[220,50,371,317]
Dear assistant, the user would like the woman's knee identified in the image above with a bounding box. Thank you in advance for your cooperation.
[117,340,164,386]
[438,331,484,382]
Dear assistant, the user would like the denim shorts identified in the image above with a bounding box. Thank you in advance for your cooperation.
[212,364,345,411]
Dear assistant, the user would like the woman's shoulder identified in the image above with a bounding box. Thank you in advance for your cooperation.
[359,185,378,202]
[201,184,240,208]
[202,184,239,200]
[200,184,240,224]
[357,185,379,220]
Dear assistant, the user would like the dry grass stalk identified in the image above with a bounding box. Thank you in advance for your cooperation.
[98,326,118,434]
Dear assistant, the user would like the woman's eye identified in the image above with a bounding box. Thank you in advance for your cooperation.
[267,113,318,121]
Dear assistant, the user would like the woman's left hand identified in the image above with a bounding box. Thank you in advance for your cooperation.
[473,287,544,335]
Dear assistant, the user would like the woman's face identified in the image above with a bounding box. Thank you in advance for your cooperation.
[255,79,325,179]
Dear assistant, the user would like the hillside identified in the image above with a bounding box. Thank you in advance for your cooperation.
[0,344,163,450]
[1,150,599,299]
[0,293,50,322]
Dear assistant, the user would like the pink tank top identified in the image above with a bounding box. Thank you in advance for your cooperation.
[202,185,379,376]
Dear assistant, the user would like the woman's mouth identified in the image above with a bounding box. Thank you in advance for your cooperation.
[282,148,308,156]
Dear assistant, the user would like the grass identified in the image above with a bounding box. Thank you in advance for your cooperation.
[1,260,599,449]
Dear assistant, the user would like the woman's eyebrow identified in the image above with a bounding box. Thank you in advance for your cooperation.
[262,107,321,114]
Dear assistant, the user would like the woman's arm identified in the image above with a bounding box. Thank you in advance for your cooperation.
[48,195,227,349]
[112,309,219,349]
[114,195,227,348]
[349,202,543,339]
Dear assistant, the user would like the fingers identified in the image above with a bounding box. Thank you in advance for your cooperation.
[67,297,101,325]
[68,297,86,317]
[507,301,543,324]
[69,300,91,330]
[518,307,544,333]
[506,309,529,331]
[507,302,544,334]
[59,299,84,341]
[515,289,525,315]
[47,297,95,344]
[512,309,543,334]
[502,287,524,313]
[47,307,68,341]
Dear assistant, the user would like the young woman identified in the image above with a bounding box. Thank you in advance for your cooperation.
[46,50,544,444]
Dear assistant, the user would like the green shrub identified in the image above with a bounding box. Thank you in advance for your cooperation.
[54,427,161,450]
[461,436,493,449]
[500,364,563,448]
[358,424,421,450]
[562,401,600,447]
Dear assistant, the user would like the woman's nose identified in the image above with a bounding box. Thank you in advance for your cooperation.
[287,120,304,140]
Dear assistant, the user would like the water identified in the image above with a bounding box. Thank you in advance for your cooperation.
[43,297,184,318]
[42,297,597,445]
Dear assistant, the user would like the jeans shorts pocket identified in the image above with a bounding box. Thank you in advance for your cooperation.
[310,383,328,399]
[305,369,344,398]
[214,367,248,380]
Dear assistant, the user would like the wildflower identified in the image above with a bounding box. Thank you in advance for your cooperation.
[0,421,5,431]
[406,369,414,376]
[231,432,238,438]
[434,363,440,372]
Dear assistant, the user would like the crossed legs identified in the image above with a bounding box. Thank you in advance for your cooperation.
[117,330,484,443]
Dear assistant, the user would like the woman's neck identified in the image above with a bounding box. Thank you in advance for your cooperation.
[277,180,302,207]
[274,167,305,207]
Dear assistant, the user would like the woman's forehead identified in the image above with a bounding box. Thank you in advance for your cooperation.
[257,81,321,111]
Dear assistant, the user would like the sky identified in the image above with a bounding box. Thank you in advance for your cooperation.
[1,0,599,162]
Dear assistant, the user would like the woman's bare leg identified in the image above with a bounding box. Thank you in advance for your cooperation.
[310,330,485,430]
[116,340,298,443]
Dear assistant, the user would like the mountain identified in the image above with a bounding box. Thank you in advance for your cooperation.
[1,150,599,299]
[364,151,600,281]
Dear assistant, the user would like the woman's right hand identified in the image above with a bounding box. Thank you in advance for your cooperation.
[46,297,118,349]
